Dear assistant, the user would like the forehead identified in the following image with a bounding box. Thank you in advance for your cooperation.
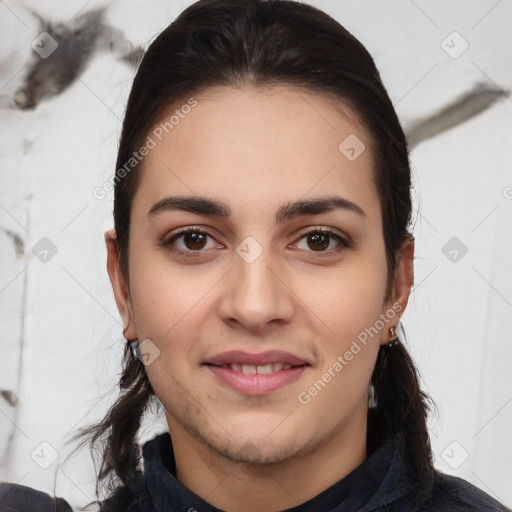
[132,84,380,223]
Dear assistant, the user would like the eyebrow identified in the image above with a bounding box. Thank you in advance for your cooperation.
[148,195,367,222]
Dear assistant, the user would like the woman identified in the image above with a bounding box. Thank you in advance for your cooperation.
[1,0,510,511]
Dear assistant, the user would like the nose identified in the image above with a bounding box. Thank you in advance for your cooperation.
[218,248,295,333]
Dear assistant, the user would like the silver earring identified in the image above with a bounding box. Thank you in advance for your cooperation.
[387,321,401,347]
[368,381,377,409]
[129,340,141,361]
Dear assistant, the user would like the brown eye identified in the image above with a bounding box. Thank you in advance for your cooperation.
[307,232,330,251]
[182,232,208,250]
[295,228,349,254]
[163,228,216,254]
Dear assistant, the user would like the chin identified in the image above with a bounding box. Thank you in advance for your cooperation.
[232,421,313,462]
[214,435,301,465]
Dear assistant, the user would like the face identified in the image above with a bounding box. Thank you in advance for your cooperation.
[106,84,413,466]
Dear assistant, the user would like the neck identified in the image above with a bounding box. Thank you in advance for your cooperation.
[167,407,368,512]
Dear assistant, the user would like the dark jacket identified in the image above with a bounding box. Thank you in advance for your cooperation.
[1,431,510,511]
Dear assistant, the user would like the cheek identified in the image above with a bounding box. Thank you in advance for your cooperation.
[128,243,217,340]
[295,255,388,335]
[297,278,385,414]
[295,253,388,393]
[128,264,205,401]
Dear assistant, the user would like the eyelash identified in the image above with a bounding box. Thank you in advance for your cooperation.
[161,226,350,258]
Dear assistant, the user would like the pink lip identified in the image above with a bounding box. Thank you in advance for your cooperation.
[206,365,308,395]
[204,350,309,367]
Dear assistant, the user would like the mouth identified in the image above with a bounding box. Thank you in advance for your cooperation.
[202,350,311,395]
[207,362,299,374]
[203,349,310,367]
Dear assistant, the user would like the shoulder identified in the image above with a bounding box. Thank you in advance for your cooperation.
[422,470,512,511]
[0,481,74,511]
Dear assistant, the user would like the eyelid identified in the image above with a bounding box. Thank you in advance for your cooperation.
[294,226,349,244]
[162,226,221,256]
[291,226,351,254]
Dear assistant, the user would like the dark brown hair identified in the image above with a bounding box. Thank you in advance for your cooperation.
[70,0,435,508]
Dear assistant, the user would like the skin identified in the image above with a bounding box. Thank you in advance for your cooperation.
[105,84,414,512]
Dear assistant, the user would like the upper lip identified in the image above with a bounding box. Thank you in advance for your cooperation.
[204,350,310,367]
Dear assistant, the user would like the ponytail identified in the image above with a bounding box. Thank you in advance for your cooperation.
[368,337,436,508]
[68,342,154,505]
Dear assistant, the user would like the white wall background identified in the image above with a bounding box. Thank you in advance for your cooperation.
[1,0,511,509]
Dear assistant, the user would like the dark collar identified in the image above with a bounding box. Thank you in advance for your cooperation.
[123,430,426,512]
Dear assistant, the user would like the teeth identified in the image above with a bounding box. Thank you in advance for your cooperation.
[226,363,294,374]
[256,364,274,374]
[242,364,257,375]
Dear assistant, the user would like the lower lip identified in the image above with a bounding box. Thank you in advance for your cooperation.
[205,365,308,395]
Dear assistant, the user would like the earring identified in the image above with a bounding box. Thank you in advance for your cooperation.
[387,325,399,347]
[368,381,377,409]
[126,337,141,361]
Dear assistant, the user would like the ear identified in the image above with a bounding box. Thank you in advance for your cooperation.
[380,234,414,345]
[105,228,137,340]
